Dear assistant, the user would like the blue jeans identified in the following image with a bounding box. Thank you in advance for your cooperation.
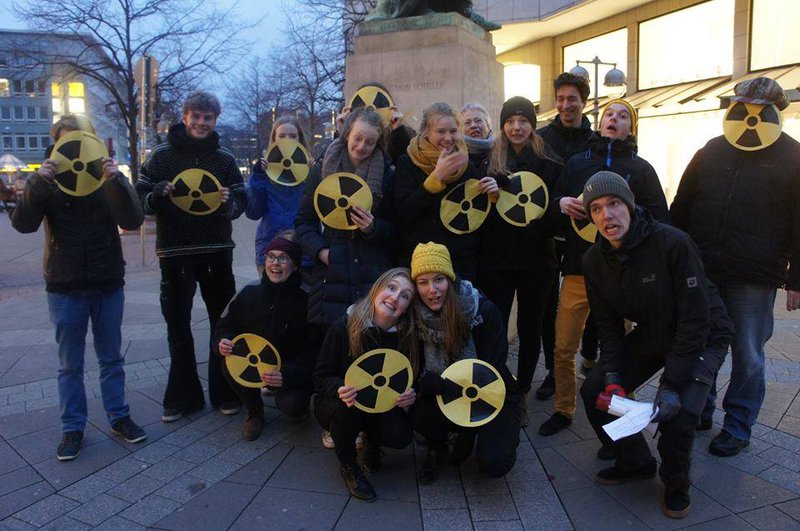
[48,288,129,433]
[703,281,776,441]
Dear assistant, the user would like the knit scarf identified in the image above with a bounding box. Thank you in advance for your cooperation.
[464,135,495,157]
[322,137,385,203]
[417,280,482,375]
[407,136,469,179]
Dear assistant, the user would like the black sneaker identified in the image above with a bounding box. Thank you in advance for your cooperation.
[161,408,183,422]
[111,417,147,444]
[696,417,713,432]
[538,412,572,436]
[340,462,377,502]
[596,444,617,461]
[663,489,692,519]
[535,372,556,401]
[595,461,657,485]
[360,435,384,473]
[57,431,84,461]
[418,448,449,485]
[709,430,749,457]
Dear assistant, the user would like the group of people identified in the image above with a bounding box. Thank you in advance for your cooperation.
[11,71,799,519]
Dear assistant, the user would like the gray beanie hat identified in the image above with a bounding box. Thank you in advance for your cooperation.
[583,171,635,214]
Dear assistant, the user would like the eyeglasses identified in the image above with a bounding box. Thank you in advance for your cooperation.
[265,253,292,265]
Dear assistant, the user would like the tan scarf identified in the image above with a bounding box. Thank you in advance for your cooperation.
[407,136,469,180]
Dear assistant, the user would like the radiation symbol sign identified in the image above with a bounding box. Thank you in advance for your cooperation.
[436,359,506,428]
[264,139,310,186]
[170,169,223,216]
[51,130,109,197]
[313,172,373,230]
[344,348,412,414]
[349,85,395,125]
[571,193,598,243]
[440,179,491,235]
[226,333,282,389]
[497,171,549,227]
[723,102,782,151]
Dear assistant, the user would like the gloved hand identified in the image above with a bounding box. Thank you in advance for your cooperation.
[604,372,626,397]
[418,372,462,397]
[148,180,173,210]
[652,384,682,423]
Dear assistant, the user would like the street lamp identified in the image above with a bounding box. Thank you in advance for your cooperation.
[570,57,626,129]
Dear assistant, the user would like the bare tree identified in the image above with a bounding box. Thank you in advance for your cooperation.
[11,0,251,181]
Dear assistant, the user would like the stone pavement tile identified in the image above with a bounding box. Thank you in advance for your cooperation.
[525,414,582,450]
[758,410,784,429]
[8,422,107,465]
[0,440,26,476]
[230,486,347,530]
[681,514,756,530]
[129,440,180,464]
[40,516,91,530]
[775,498,800,521]
[66,493,130,527]
[91,516,147,531]
[267,445,346,495]
[280,417,331,448]
[154,474,210,503]
[86,390,164,432]
[692,457,797,512]
[509,481,572,530]
[460,458,510,496]
[739,505,800,530]
[421,509,472,531]
[59,473,118,503]
[33,439,131,490]
[225,442,291,486]
[559,485,646,530]
[536,447,594,493]
[0,406,61,440]
[154,480,259,531]
[758,464,800,494]
[695,446,775,476]
[0,368,57,389]
[190,410,239,433]
[365,454,418,503]
[472,521,525,531]
[504,453,549,483]
[335,499,422,531]
[201,422,245,448]
[177,440,224,464]
[758,446,800,472]
[0,517,36,530]
[778,415,800,439]
[187,456,241,484]
[139,456,195,482]
[96,454,151,482]
[467,493,518,522]
[160,425,208,448]
[217,440,269,465]
[514,439,537,461]
[13,494,79,527]
[118,494,181,527]
[0,467,41,498]
[106,473,165,503]
[418,481,467,510]
[0,481,54,520]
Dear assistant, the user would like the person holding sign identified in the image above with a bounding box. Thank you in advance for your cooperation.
[313,268,418,502]
[579,172,732,519]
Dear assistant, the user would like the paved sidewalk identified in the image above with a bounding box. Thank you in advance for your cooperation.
[0,213,799,530]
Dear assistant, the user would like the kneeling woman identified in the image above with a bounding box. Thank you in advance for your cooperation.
[409,242,521,483]
[313,268,419,502]
[216,234,321,441]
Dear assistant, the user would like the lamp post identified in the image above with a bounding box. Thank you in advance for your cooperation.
[569,57,626,129]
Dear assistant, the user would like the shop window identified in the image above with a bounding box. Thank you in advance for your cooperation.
[0,79,8,97]
[504,64,541,104]
[563,28,627,99]
[751,0,800,70]
[639,0,733,89]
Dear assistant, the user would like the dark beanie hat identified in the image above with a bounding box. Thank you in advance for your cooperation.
[500,96,537,130]
[582,171,635,214]
[264,235,302,268]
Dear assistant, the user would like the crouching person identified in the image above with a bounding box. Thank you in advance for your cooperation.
[215,233,321,441]
[578,172,733,518]
[313,268,418,502]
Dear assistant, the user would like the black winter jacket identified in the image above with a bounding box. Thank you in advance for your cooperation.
[478,145,561,271]
[537,115,594,164]
[136,124,246,262]
[213,272,321,389]
[295,156,396,325]
[583,209,733,387]
[671,134,800,290]
[12,172,143,293]
[552,134,669,275]
[394,154,482,281]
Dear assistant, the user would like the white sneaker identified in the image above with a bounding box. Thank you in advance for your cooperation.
[321,430,336,449]
[355,432,364,450]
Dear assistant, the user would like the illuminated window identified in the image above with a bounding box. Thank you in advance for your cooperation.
[51,82,61,97]
[68,98,85,114]
[0,79,8,97]
[638,0,734,89]
[751,0,800,70]
[68,82,85,97]
[52,98,62,114]
[504,64,541,104]
[563,29,627,99]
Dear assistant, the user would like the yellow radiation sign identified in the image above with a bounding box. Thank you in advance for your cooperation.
[345,348,412,414]
[349,85,395,125]
[264,139,310,186]
[436,359,506,428]
[51,130,109,197]
[440,179,491,235]
[313,172,373,230]
[723,102,782,152]
[226,333,282,389]
[572,193,598,243]
[170,168,223,216]
[497,171,549,227]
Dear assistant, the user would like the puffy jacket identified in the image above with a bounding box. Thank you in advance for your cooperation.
[551,134,669,275]
[537,115,594,164]
[671,134,800,290]
[583,208,733,387]
[12,172,143,293]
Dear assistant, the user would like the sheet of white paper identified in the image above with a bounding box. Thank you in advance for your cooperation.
[607,395,643,417]
[602,400,657,441]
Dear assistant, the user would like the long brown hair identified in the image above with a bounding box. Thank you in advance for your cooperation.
[415,277,471,364]
[270,115,311,153]
[341,107,388,154]
[347,268,420,375]
[488,120,560,175]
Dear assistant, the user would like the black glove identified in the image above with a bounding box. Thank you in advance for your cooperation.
[680,380,711,418]
[652,384,682,423]
[148,180,172,210]
[418,372,462,397]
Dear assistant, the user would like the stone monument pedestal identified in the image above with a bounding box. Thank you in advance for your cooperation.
[345,13,504,129]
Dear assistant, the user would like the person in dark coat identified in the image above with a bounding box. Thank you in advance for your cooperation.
[215,233,321,441]
[12,114,147,461]
[394,102,497,282]
[477,96,562,426]
[409,243,521,484]
[539,98,669,439]
[296,108,397,327]
[671,77,800,457]
[579,171,733,519]
[313,268,418,502]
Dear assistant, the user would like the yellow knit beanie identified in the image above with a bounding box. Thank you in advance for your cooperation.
[603,98,637,138]
[411,242,455,281]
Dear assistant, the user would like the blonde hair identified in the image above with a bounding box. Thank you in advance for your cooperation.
[419,102,459,139]
[488,125,560,175]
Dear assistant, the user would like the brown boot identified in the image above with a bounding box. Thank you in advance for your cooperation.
[242,412,264,441]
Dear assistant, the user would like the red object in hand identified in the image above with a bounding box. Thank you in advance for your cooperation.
[604,383,626,397]
[595,391,612,412]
